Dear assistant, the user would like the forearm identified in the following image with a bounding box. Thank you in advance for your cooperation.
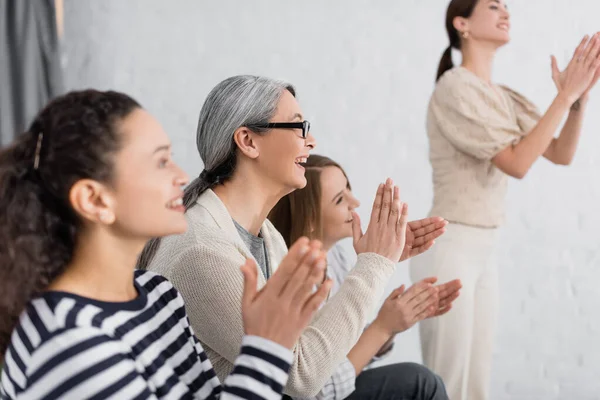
[496,93,571,177]
[286,253,396,396]
[347,320,392,374]
[544,98,587,165]
[375,336,395,357]
[174,246,394,398]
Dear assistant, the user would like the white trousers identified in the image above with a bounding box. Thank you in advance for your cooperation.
[410,223,498,400]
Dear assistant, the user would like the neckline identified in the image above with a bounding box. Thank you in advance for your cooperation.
[457,66,509,109]
[43,274,148,312]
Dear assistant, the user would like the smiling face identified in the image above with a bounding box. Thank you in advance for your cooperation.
[319,166,360,249]
[456,0,511,47]
[107,109,189,239]
[268,155,358,250]
[251,90,316,192]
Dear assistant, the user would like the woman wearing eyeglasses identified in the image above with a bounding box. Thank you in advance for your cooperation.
[138,75,447,399]
[410,1,600,399]
[0,89,331,400]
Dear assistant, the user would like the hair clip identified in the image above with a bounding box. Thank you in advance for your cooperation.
[33,132,44,170]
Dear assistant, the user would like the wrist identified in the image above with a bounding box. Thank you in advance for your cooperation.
[576,94,589,108]
[556,91,577,108]
[371,317,394,339]
[376,337,395,357]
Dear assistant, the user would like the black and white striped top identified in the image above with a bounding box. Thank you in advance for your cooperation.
[0,270,293,399]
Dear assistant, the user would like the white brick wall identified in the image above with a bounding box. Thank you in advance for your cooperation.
[63,1,600,398]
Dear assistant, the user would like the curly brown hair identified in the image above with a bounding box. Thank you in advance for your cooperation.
[0,89,140,358]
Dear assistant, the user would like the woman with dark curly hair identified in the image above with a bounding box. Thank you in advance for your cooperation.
[0,89,330,399]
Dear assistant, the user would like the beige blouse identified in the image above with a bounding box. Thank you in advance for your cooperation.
[427,67,541,228]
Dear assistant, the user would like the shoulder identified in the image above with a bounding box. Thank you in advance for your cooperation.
[150,211,244,272]
[432,67,489,107]
[135,268,170,286]
[497,84,530,100]
[4,322,135,398]
[498,85,539,110]
[170,202,239,250]
[134,269,181,300]
[435,67,477,93]
[152,237,248,287]
[5,307,121,380]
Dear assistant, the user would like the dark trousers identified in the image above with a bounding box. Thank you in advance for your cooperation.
[283,362,448,400]
[345,362,448,400]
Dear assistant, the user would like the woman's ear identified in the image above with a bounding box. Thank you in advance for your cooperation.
[233,127,260,159]
[453,16,469,35]
[69,179,116,225]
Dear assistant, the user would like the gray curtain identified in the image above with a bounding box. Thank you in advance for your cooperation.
[0,0,64,146]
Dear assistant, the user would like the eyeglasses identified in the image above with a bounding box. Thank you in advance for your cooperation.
[246,120,311,139]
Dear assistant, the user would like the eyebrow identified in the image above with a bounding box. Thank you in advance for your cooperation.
[153,144,171,154]
[290,112,303,121]
[331,188,345,203]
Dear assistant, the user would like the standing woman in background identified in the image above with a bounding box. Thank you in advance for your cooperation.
[410,0,600,399]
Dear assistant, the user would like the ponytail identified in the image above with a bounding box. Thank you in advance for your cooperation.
[0,138,76,358]
[437,0,478,82]
[0,90,140,358]
[436,46,454,82]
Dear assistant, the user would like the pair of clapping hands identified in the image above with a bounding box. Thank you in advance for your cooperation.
[241,178,461,349]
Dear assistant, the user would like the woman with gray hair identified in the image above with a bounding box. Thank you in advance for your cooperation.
[138,75,448,399]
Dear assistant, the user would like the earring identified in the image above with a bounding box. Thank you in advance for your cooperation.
[99,210,113,224]
[462,31,470,39]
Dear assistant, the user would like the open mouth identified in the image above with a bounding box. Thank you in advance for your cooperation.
[498,23,509,31]
[166,197,185,212]
[295,156,308,169]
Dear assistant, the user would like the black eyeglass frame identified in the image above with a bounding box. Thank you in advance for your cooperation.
[246,120,311,138]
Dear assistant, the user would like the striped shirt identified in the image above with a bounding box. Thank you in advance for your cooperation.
[0,270,293,399]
